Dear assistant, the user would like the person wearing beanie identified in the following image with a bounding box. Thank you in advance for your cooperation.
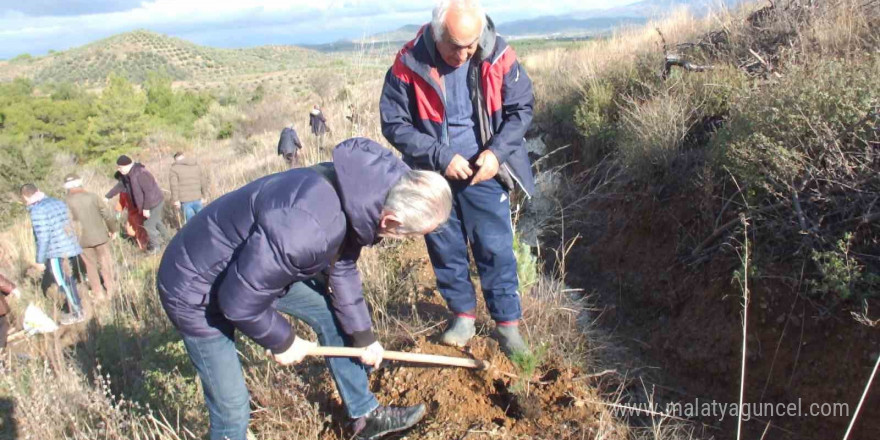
[21,183,85,325]
[169,152,207,223]
[65,173,118,300]
[106,155,169,253]
[107,171,149,250]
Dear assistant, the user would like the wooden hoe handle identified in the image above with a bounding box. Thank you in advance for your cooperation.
[307,346,489,370]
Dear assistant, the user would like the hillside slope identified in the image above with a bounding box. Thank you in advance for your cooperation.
[0,30,327,86]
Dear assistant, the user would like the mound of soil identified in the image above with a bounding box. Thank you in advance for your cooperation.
[367,337,601,439]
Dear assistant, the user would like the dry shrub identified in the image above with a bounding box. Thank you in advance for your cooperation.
[619,91,696,172]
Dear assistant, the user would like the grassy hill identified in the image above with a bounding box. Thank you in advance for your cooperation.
[0,30,331,87]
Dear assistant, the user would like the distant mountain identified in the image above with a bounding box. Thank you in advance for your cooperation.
[497,16,647,38]
[357,25,423,44]
[0,30,325,86]
[357,0,745,42]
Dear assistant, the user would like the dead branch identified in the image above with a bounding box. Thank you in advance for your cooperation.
[827,211,880,230]
[691,201,789,256]
[662,55,715,79]
[748,48,777,74]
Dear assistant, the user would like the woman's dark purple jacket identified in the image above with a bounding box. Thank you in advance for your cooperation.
[157,138,408,353]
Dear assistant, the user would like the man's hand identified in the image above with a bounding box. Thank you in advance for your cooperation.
[33,263,46,272]
[268,336,317,366]
[444,154,474,180]
[143,209,151,219]
[470,150,500,186]
[360,341,385,368]
[173,201,181,208]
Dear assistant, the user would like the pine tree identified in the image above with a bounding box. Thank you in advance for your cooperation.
[87,73,147,162]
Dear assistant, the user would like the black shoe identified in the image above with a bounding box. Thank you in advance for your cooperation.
[353,404,426,440]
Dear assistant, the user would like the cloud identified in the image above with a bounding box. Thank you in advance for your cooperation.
[0,0,631,58]
[0,0,146,17]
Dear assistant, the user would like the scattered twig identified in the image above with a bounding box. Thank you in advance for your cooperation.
[574,369,619,381]
[692,201,787,256]
[531,144,572,168]
[748,48,777,75]
[851,301,879,327]
[716,187,745,230]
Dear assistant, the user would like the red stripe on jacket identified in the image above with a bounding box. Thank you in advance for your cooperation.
[482,47,518,115]
[391,58,445,123]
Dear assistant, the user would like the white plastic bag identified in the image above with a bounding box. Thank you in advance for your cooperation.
[23,304,58,335]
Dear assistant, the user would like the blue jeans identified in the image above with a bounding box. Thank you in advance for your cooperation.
[182,280,379,440]
[181,200,203,223]
[425,179,521,322]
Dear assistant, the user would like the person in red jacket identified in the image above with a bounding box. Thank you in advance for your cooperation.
[380,0,535,357]
[108,172,149,250]
[106,156,170,253]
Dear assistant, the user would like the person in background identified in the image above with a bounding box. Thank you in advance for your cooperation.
[346,103,362,135]
[169,152,207,223]
[21,183,84,325]
[277,124,303,168]
[0,273,22,349]
[310,104,329,137]
[64,173,117,300]
[379,0,535,356]
[107,155,169,254]
[108,172,149,250]
[157,138,452,440]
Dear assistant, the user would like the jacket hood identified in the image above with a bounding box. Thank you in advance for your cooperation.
[423,15,497,66]
[332,138,409,247]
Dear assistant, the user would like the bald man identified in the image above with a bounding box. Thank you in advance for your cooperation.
[380,0,535,357]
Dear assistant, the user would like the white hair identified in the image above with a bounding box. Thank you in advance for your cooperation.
[384,170,452,235]
[431,0,486,44]
[63,179,83,190]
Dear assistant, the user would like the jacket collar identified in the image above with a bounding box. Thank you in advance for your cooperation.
[25,191,47,207]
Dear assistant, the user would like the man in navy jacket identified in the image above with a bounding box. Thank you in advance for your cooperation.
[157,138,452,440]
[380,0,534,356]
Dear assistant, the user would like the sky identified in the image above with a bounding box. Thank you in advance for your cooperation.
[0,0,638,59]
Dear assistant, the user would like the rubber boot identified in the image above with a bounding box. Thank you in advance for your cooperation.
[439,315,476,347]
[494,322,529,356]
